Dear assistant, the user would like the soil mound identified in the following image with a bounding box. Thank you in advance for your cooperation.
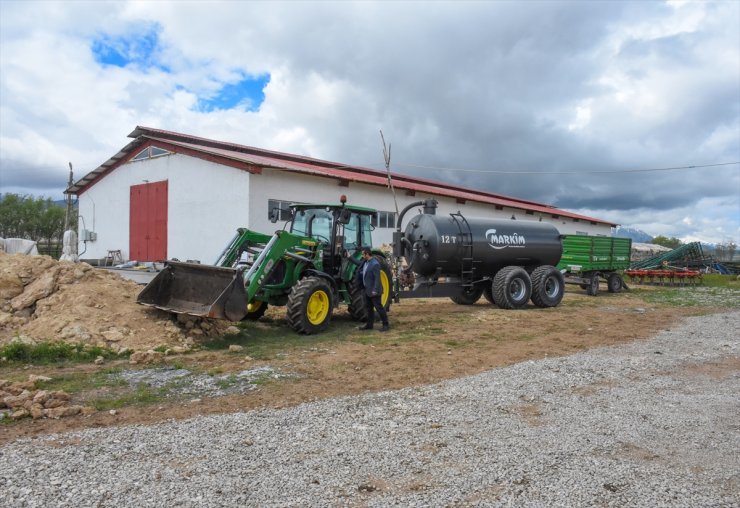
[0,252,230,351]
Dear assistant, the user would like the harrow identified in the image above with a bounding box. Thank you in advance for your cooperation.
[625,268,702,286]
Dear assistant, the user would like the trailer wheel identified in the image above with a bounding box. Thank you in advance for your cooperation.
[492,266,532,309]
[530,266,565,308]
[586,273,600,296]
[607,273,623,293]
[347,255,392,321]
[483,283,495,305]
[242,300,268,321]
[287,276,333,334]
[450,285,484,305]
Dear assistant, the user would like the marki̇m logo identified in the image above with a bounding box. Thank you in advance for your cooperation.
[485,229,526,250]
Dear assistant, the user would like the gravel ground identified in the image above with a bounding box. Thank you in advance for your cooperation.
[1,311,738,507]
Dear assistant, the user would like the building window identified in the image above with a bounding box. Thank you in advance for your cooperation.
[131,146,172,162]
[268,199,292,221]
[371,211,396,229]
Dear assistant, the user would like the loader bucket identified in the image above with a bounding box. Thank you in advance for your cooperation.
[137,261,248,321]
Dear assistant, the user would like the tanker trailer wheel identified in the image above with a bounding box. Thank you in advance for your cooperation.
[586,273,600,296]
[287,276,333,334]
[492,266,532,309]
[530,266,565,308]
[607,273,623,293]
[450,285,484,305]
[347,255,393,321]
[241,300,268,321]
[483,283,495,305]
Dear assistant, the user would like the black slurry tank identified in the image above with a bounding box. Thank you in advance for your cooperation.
[404,213,562,278]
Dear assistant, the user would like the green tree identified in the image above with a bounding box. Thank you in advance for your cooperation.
[651,235,682,249]
[0,193,68,257]
[715,240,737,262]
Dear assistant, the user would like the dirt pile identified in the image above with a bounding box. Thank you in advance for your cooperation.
[0,252,231,351]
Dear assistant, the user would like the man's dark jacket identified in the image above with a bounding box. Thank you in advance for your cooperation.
[356,256,383,297]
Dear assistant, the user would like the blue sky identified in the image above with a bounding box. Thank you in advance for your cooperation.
[90,23,270,112]
[0,0,738,244]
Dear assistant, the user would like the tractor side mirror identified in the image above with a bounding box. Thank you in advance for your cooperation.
[337,209,351,224]
[270,207,293,223]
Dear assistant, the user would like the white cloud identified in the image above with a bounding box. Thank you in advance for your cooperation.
[0,0,738,244]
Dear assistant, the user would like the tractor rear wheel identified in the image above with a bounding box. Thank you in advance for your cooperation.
[450,285,483,305]
[287,276,333,334]
[530,265,565,308]
[607,273,623,293]
[492,266,532,309]
[347,255,392,321]
[242,300,268,321]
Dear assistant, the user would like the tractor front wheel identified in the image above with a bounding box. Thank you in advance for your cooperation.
[287,276,333,334]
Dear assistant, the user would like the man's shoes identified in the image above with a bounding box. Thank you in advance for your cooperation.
[380,324,390,332]
[358,325,373,331]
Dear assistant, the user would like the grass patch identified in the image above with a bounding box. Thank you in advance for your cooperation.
[250,373,273,385]
[214,374,238,389]
[201,319,354,359]
[639,286,740,308]
[35,369,127,394]
[0,341,123,366]
[92,385,168,411]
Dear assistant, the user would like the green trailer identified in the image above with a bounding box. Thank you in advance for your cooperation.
[556,235,632,296]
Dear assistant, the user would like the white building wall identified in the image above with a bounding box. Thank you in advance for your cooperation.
[249,169,611,247]
[78,153,250,263]
[78,156,611,264]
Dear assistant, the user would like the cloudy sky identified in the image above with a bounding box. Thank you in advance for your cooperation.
[1,0,738,244]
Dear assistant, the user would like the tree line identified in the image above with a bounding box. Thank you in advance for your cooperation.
[0,193,73,257]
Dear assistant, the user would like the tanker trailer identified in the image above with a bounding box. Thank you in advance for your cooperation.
[393,199,565,309]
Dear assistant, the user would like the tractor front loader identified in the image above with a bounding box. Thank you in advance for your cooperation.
[137,197,392,334]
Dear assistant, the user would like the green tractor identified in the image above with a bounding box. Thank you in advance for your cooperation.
[137,197,393,334]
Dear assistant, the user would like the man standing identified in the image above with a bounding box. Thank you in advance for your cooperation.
[355,247,390,332]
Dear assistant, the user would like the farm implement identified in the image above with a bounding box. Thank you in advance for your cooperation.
[625,242,710,286]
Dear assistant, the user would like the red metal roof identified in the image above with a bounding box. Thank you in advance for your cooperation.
[67,126,617,226]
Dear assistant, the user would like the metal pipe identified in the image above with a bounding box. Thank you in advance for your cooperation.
[214,230,242,265]
[243,232,280,285]
[283,251,313,264]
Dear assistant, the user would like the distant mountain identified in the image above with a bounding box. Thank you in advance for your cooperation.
[615,227,653,243]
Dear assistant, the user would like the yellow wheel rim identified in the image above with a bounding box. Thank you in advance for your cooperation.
[380,270,390,307]
[306,290,330,325]
[247,300,263,314]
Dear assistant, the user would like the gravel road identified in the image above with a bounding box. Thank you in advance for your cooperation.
[2,311,738,507]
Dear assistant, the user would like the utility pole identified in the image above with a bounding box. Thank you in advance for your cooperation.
[64,162,73,232]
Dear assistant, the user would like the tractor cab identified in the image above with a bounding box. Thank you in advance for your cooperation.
[287,198,375,276]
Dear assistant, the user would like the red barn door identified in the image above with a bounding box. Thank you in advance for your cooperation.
[129,180,168,261]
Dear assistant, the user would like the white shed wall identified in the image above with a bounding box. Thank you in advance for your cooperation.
[249,169,611,247]
[78,156,612,263]
[78,154,250,263]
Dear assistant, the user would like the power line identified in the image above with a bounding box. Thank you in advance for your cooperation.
[389,161,740,175]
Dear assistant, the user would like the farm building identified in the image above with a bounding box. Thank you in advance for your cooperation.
[67,126,617,263]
